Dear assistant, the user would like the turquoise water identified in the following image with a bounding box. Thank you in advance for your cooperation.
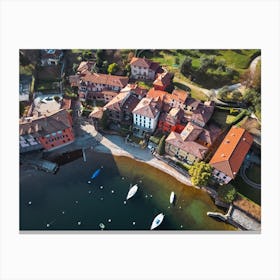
[20,150,236,231]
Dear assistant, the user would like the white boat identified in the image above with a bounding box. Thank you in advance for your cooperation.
[150,213,165,230]
[126,184,138,200]
[170,191,175,204]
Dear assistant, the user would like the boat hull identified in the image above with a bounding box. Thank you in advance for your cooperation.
[126,184,138,200]
[150,213,164,230]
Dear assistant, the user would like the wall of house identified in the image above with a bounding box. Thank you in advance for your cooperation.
[212,169,232,184]
[133,112,159,132]
[165,143,200,164]
[39,127,74,150]
[131,66,155,80]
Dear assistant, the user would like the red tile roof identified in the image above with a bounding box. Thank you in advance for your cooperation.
[132,97,160,119]
[166,131,208,160]
[81,71,129,88]
[104,91,130,112]
[19,109,72,136]
[146,88,167,102]
[209,126,253,179]
[153,72,173,87]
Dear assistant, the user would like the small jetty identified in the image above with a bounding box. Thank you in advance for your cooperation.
[207,205,261,231]
[24,159,58,174]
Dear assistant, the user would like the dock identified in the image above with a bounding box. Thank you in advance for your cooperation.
[24,159,58,174]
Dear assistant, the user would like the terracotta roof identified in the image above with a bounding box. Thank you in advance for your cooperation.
[198,123,221,146]
[209,126,253,179]
[19,109,72,136]
[147,88,167,102]
[165,89,189,105]
[81,72,128,88]
[121,83,147,98]
[190,101,215,126]
[132,97,160,119]
[153,71,173,87]
[166,131,208,160]
[122,95,140,113]
[186,98,200,110]
[77,61,94,74]
[69,75,79,87]
[130,57,160,72]
[89,107,104,119]
[130,57,151,68]
[159,108,183,125]
[104,91,130,112]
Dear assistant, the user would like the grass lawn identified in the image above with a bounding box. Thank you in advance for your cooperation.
[232,174,261,205]
[137,81,153,90]
[245,164,261,185]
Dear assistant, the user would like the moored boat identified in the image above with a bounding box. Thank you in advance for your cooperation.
[91,168,101,179]
[170,191,175,204]
[126,184,138,200]
[150,213,164,230]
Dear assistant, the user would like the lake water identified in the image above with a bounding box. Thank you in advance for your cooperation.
[20,150,236,231]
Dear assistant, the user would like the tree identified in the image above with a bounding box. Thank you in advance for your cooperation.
[199,56,211,71]
[100,110,109,130]
[231,90,242,101]
[180,56,192,75]
[20,102,25,117]
[72,63,78,73]
[252,60,261,92]
[188,161,213,186]
[107,63,119,75]
[217,184,237,203]
[157,135,166,155]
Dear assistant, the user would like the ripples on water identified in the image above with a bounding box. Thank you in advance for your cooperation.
[20,150,236,231]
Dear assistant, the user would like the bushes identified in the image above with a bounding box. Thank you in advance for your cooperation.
[157,135,166,155]
[226,109,249,125]
[149,136,160,145]
[188,161,213,186]
[175,161,191,171]
[217,184,237,203]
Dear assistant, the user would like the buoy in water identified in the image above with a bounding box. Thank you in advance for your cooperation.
[145,195,148,198]
[132,221,136,225]
[88,190,91,194]
[78,221,81,225]
[99,223,105,229]
[168,206,170,209]
[123,201,127,204]
[111,190,114,193]
[139,180,142,183]
[150,195,153,198]
[100,186,103,189]
[100,197,104,201]
[88,181,91,184]
[121,177,124,180]
[62,211,65,214]
[179,206,182,209]
[108,219,111,223]
[28,201,32,205]
[46,224,50,227]
[75,200,78,204]
[180,225,183,228]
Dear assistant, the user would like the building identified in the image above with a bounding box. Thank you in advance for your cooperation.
[41,49,63,66]
[190,101,215,127]
[129,57,161,81]
[77,71,129,101]
[165,122,221,164]
[153,71,173,91]
[19,109,74,153]
[19,75,33,102]
[209,126,253,184]
[104,91,139,124]
[147,88,189,112]
[158,108,185,134]
[132,97,161,137]
[120,83,148,100]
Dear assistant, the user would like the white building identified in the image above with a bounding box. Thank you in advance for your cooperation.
[132,97,161,137]
[129,57,160,81]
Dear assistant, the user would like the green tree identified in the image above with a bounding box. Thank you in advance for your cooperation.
[180,56,192,75]
[100,110,109,130]
[20,102,25,117]
[157,135,166,155]
[231,90,242,101]
[107,63,119,75]
[188,161,213,186]
[217,184,237,203]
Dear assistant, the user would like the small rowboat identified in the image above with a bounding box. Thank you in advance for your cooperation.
[170,191,175,204]
[150,213,164,230]
[126,184,138,200]
[91,168,101,179]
